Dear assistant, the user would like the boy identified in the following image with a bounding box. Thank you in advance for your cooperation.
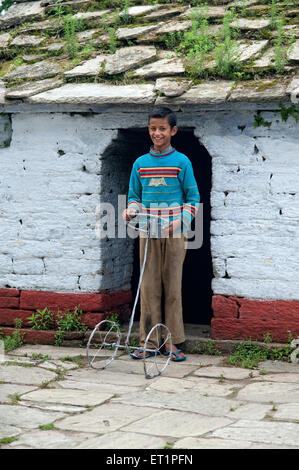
[123,107,200,361]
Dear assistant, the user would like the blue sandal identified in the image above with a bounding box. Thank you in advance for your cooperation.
[170,349,186,362]
[130,348,156,360]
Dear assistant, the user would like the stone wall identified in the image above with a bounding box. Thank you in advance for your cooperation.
[0,107,298,341]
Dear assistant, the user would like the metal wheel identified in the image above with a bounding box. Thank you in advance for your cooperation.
[86,320,121,370]
[143,323,172,379]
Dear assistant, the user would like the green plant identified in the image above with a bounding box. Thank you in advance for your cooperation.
[120,0,132,25]
[278,104,299,123]
[263,332,273,344]
[39,423,55,431]
[254,112,272,128]
[213,8,241,79]
[0,436,19,446]
[273,17,294,74]
[63,14,85,59]
[0,331,24,352]
[56,306,87,332]
[27,307,55,330]
[227,339,268,369]
[0,0,13,14]
[178,7,214,78]
[8,393,21,405]
[55,329,65,346]
[108,27,117,54]
[14,318,23,329]
[103,312,121,331]
[269,0,279,30]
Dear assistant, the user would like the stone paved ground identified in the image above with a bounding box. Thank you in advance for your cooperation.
[0,345,299,449]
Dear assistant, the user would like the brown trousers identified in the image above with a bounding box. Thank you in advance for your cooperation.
[139,234,186,348]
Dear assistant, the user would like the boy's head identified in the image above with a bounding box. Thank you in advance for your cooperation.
[148,107,178,152]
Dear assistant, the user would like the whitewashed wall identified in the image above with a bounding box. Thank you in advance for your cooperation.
[0,109,298,299]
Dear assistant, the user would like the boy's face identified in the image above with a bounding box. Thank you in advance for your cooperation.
[148,117,178,152]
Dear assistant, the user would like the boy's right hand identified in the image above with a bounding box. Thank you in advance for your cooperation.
[122,208,137,221]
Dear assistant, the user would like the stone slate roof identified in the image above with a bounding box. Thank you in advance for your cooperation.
[0,0,298,106]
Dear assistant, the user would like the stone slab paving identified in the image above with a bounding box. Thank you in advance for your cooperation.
[1,345,299,449]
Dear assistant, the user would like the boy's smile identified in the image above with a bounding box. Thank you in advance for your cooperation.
[148,117,178,153]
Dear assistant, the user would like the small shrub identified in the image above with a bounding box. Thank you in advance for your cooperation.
[213,9,241,79]
[56,306,88,332]
[27,307,55,330]
[0,331,24,352]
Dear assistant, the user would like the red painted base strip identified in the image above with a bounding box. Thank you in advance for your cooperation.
[211,295,299,342]
[0,288,132,330]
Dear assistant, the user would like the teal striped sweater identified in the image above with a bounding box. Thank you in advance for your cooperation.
[127,146,200,232]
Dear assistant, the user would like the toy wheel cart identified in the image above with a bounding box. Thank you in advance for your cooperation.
[86,213,173,379]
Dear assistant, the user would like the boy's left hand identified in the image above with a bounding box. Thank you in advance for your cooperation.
[162,219,182,236]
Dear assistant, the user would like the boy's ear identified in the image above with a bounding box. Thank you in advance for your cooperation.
[171,125,178,136]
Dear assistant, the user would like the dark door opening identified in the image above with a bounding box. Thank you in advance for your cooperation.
[127,127,213,325]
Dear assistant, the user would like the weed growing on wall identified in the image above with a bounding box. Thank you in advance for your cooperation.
[178,5,214,78]
[213,8,241,79]
[63,14,85,59]
[274,17,295,74]
[27,307,55,330]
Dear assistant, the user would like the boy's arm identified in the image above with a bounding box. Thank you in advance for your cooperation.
[179,161,200,232]
[127,162,142,214]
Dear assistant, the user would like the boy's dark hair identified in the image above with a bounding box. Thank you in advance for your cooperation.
[148,107,177,128]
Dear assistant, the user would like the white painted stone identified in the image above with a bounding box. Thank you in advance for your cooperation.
[55,403,159,432]
[132,57,185,78]
[116,24,162,40]
[59,379,141,394]
[113,389,240,416]
[27,83,156,104]
[75,431,167,449]
[193,366,258,380]
[21,388,113,406]
[0,384,37,403]
[226,256,299,282]
[250,48,275,70]
[258,361,299,373]
[181,6,226,19]
[73,10,110,20]
[237,382,299,403]
[212,420,299,447]
[66,368,156,387]
[138,19,191,42]
[173,436,278,449]
[288,39,299,62]
[3,60,61,82]
[0,404,65,429]
[10,35,46,47]
[255,373,299,383]
[122,409,232,438]
[0,424,22,439]
[5,78,63,99]
[0,1,45,28]
[225,403,272,420]
[103,46,157,75]
[0,32,12,48]
[156,81,233,104]
[121,5,160,17]
[274,403,299,421]
[231,18,271,30]
[0,365,57,385]
[212,278,299,301]
[3,429,94,449]
[237,40,269,62]
[228,80,288,102]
